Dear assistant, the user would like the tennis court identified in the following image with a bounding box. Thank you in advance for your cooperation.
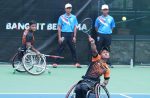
[0,64,150,98]
[0,0,150,98]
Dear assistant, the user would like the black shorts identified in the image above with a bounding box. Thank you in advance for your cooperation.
[74,79,99,98]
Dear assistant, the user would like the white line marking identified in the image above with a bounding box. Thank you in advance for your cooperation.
[113,93,150,95]
[0,93,150,95]
[120,94,132,98]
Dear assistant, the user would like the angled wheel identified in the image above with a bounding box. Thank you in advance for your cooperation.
[12,53,25,72]
[95,84,110,98]
[100,85,110,98]
[66,83,77,98]
[22,52,46,75]
[86,90,93,98]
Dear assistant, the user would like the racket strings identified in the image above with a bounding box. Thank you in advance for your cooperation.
[80,18,93,34]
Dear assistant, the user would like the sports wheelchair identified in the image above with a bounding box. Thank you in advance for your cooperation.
[66,79,110,98]
[12,47,63,75]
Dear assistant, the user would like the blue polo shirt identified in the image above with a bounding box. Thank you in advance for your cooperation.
[95,15,115,34]
[58,13,78,33]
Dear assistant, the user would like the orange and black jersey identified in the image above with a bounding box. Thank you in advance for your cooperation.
[84,54,110,81]
[22,30,35,45]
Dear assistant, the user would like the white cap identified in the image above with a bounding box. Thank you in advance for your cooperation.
[65,3,72,8]
[101,4,109,10]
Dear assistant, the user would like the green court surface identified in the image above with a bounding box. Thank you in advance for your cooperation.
[0,65,150,94]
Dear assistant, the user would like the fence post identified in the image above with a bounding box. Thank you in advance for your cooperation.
[133,34,136,66]
[98,0,100,16]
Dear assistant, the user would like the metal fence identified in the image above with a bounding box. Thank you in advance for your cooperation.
[111,35,150,66]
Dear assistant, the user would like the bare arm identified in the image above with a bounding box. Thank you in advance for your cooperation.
[73,26,77,38]
[89,36,98,57]
[58,25,63,44]
[57,25,62,39]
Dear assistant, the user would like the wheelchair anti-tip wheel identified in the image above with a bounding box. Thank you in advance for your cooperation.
[22,52,46,75]
[12,53,26,73]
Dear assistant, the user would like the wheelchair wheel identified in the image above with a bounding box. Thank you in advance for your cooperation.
[66,83,77,98]
[86,90,92,98]
[12,53,26,72]
[95,84,110,98]
[22,52,46,75]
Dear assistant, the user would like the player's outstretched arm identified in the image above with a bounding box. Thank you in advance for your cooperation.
[57,25,62,44]
[88,36,98,57]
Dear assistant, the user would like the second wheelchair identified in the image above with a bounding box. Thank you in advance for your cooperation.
[12,47,63,75]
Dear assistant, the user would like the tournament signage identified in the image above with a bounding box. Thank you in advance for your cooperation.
[0,0,93,63]
[6,23,87,31]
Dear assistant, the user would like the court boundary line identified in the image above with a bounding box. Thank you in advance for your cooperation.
[0,93,150,95]
[120,94,132,98]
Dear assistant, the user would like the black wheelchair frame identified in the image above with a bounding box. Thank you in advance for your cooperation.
[66,80,110,98]
[12,47,26,73]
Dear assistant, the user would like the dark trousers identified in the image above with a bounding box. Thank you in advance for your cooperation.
[75,79,97,98]
[75,83,90,98]
[18,45,26,60]
[55,32,78,63]
[96,33,112,52]
[96,33,112,66]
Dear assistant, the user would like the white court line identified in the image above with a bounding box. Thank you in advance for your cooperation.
[0,93,150,95]
[120,94,132,98]
[112,93,150,95]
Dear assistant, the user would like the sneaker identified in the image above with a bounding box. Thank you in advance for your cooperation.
[52,63,58,68]
[75,63,82,68]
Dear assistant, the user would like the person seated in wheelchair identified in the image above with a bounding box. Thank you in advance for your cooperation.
[74,36,110,98]
[18,20,41,59]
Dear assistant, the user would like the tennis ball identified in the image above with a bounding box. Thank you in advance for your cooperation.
[122,16,127,21]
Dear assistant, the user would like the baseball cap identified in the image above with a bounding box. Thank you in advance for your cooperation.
[101,4,109,10]
[65,3,72,8]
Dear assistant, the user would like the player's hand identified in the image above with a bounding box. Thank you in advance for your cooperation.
[101,80,109,87]
[72,37,76,43]
[36,51,42,57]
[88,36,95,43]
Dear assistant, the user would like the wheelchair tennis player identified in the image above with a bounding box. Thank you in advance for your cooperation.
[18,20,41,59]
[74,36,110,98]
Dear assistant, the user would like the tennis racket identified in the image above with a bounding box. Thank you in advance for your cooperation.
[80,18,93,36]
